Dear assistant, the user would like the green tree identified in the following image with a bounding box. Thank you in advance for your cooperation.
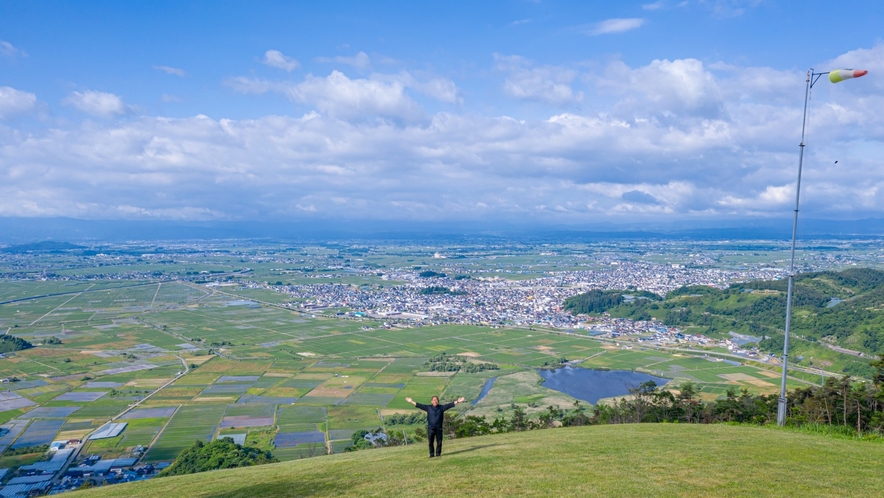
[159,439,277,477]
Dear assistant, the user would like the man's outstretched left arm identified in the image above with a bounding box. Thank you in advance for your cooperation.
[444,397,467,410]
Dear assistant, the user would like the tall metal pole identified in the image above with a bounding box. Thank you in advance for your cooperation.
[777,70,812,426]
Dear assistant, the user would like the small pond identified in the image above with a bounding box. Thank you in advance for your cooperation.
[538,366,669,405]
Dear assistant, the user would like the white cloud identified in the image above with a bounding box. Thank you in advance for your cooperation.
[153,65,186,77]
[411,77,460,103]
[825,43,884,91]
[317,52,372,70]
[288,71,423,120]
[3,44,884,223]
[226,77,276,95]
[0,86,37,118]
[62,90,128,117]
[0,40,26,58]
[495,54,583,105]
[587,18,645,35]
[0,103,880,221]
[593,58,723,116]
[719,185,793,209]
[713,63,795,103]
[228,71,424,121]
[262,50,300,72]
[228,70,460,118]
[377,72,461,103]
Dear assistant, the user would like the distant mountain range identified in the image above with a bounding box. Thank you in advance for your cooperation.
[0,240,86,253]
[3,216,884,243]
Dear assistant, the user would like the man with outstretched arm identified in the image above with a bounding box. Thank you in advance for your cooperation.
[405,395,466,458]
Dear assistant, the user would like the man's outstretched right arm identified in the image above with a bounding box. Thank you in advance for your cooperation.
[405,397,427,411]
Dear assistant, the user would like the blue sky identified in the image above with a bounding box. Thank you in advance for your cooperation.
[1,1,883,223]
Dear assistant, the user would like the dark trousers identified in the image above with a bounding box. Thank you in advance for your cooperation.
[428,426,443,456]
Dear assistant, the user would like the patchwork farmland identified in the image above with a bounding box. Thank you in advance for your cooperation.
[0,276,808,480]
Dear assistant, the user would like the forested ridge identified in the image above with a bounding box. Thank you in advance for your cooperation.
[564,268,884,376]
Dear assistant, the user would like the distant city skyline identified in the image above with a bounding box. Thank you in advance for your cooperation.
[1,1,883,224]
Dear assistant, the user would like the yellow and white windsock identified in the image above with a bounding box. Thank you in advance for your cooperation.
[829,69,868,83]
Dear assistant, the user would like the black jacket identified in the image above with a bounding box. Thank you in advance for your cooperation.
[415,401,456,428]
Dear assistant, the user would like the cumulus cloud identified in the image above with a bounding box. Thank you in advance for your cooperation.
[377,72,461,103]
[495,54,583,105]
[825,43,884,92]
[62,90,128,117]
[0,102,879,221]
[153,65,186,76]
[711,63,795,103]
[2,45,883,223]
[317,52,372,70]
[718,185,795,213]
[286,72,421,120]
[587,18,645,35]
[229,71,422,120]
[262,50,300,72]
[0,86,37,118]
[228,70,459,119]
[0,40,26,58]
[593,58,723,117]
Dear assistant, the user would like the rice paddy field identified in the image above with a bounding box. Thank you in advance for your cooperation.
[0,272,820,468]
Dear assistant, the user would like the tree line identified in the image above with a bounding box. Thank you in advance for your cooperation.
[423,353,499,373]
[0,335,33,353]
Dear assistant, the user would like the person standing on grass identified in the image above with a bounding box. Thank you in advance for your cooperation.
[405,395,466,458]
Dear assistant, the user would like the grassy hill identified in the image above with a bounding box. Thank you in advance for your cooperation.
[72,424,884,497]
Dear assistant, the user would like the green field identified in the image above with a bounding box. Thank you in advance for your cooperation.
[0,243,866,473]
[71,424,884,498]
[0,276,824,469]
[144,404,228,462]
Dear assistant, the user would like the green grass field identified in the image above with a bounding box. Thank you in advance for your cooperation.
[71,424,884,498]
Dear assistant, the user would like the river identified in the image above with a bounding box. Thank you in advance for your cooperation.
[472,376,498,405]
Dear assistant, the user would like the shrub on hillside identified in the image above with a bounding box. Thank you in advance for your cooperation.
[159,438,277,477]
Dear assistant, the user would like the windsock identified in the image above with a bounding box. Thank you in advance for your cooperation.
[829,69,868,83]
